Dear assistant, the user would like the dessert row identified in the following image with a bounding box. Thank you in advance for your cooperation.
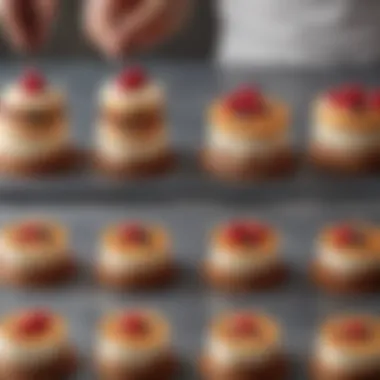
[1,67,380,179]
[0,307,378,380]
[0,218,379,294]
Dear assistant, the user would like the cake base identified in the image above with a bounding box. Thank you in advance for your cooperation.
[200,354,289,380]
[0,348,77,380]
[94,150,176,179]
[311,261,380,294]
[309,145,380,174]
[96,263,177,291]
[96,353,177,380]
[204,262,288,292]
[201,148,296,181]
[310,358,380,380]
[0,258,76,288]
[0,147,81,177]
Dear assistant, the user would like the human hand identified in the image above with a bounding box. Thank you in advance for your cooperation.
[0,0,58,52]
[83,0,192,58]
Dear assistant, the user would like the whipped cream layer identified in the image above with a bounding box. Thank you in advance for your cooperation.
[207,128,290,159]
[316,338,380,373]
[312,124,380,152]
[207,247,279,276]
[0,334,67,367]
[206,335,280,368]
[317,246,380,276]
[99,81,164,112]
[98,247,170,275]
[96,336,169,368]
[0,125,69,160]
[96,127,168,163]
[0,238,68,272]
[1,84,64,110]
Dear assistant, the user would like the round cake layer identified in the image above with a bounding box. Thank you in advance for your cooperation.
[1,84,64,111]
[96,310,170,368]
[313,97,375,131]
[316,246,380,276]
[206,311,281,369]
[206,127,290,159]
[96,126,168,163]
[0,124,69,161]
[311,123,380,153]
[208,99,289,139]
[99,80,164,112]
[206,248,279,276]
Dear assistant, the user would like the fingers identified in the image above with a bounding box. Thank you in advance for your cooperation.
[83,0,126,58]
[1,0,38,51]
[0,0,58,52]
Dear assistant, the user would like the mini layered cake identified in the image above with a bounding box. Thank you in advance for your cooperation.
[201,311,288,380]
[311,222,380,294]
[202,86,294,180]
[0,219,75,287]
[0,68,76,175]
[95,309,177,380]
[204,220,287,292]
[95,66,174,177]
[0,309,77,380]
[311,314,380,380]
[310,85,380,173]
[96,222,176,290]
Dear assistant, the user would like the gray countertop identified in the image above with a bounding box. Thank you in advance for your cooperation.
[0,61,380,204]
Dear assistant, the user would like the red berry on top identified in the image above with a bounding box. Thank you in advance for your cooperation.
[120,312,148,335]
[230,314,259,337]
[119,223,147,244]
[19,68,46,93]
[332,224,362,247]
[342,319,370,341]
[368,90,380,110]
[225,220,267,246]
[226,86,265,115]
[17,309,52,336]
[16,222,49,243]
[328,84,366,110]
[116,66,147,90]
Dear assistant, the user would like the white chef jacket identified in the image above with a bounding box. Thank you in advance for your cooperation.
[217,0,380,66]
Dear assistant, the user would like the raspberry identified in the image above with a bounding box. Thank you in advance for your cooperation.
[332,224,362,246]
[120,312,147,335]
[225,221,267,245]
[231,314,258,336]
[119,223,147,244]
[368,90,380,110]
[342,320,370,341]
[329,84,366,110]
[16,222,48,243]
[116,66,147,90]
[226,86,264,115]
[19,68,46,93]
[18,309,51,336]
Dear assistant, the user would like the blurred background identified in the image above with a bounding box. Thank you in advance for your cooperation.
[0,0,217,60]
